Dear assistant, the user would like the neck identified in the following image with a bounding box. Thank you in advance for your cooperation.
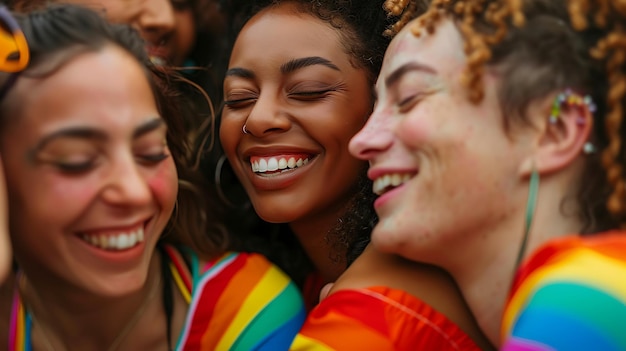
[449,175,583,346]
[18,254,164,351]
[290,206,349,283]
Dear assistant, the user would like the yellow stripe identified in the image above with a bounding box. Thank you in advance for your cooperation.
[502,247,626,337]
[290,334,335,351]
[17,300,25,350]
[216,265,289,349]
[169,262,191,303]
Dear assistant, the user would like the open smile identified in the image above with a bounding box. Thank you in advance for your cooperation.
[250,154,313,174]
[372,172,416,195]
[78,222,147,252]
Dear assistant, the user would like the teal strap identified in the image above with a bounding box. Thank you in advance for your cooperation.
[514,167,540,271]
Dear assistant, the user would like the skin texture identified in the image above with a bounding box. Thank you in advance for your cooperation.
[350,18,528,267]
[169,2,196,66]
[60,0,194,66]
[1,45,177,298]
[349,17,592,345]
[220,3,371,281]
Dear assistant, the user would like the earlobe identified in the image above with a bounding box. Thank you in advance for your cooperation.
[519,90,595,177]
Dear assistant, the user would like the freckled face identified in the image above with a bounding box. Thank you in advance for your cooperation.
[351,19,526,266]
[220,4,370,226]
[1,46,178,296]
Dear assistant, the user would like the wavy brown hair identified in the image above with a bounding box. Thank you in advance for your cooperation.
[0,4,227,258]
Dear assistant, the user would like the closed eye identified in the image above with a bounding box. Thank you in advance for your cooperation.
[51,157,99,174]
[397,93,426,113]
[289,88,338,101]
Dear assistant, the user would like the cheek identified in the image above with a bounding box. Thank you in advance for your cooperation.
[174,12,196,54]
[219,117,242,157]
[148,158,178,211]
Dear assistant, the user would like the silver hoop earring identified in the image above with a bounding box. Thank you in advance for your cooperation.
[242,124,249,134]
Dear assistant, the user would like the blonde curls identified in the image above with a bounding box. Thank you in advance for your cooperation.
[592,28,626,224]
[568,0,626,226]
[383,0,430,37]
[407,0,525,102]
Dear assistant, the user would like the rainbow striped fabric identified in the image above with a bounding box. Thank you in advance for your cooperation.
[8,248,306,351]
[291,286,481,351]
[501,232,626,351]
[170,248,306,351]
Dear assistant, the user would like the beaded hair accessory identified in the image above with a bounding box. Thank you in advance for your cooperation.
[549,89,597,154]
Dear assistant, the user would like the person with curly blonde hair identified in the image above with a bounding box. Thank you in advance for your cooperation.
[349,0,626,348]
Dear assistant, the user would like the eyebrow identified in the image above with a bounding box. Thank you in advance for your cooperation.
[225,67,255,79]
[385,62,437,89]
[281,56,340,74]
[32,117,165,153]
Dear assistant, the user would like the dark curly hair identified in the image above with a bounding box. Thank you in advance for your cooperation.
[0,3,227,259]
[203,0,415,288]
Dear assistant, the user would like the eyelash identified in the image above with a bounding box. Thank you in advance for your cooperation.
[53,152,170,174]
[397,93,426,113]
[224,88,338,108]
[224,97,256,108]
[289,88,337,98]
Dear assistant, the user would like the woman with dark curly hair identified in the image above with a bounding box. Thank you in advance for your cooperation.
[218,0,399,311]
[349,0,626,348]
[0,4,304,350]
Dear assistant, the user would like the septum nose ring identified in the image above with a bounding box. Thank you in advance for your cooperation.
[242,124,249,134]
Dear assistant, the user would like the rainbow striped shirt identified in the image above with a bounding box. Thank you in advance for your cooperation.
[501,232,626,351]
[9,247,306,351]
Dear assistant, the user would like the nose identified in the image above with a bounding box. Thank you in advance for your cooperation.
[244,92,291,137]
[349,107,395,160]
[101,155,152,207]
[136,0,175,41]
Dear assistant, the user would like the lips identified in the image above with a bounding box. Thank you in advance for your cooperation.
[146,44,170,66]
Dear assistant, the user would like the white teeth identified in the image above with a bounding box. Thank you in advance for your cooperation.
[373,173,413,195]
[251,157,310,173]
[150,56,166,66]
[267,158,279,171]
[82,226,145,251]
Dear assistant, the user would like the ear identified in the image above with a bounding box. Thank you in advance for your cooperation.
[518,92,593,177]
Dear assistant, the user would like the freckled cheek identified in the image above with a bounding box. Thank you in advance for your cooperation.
[147,159,178,212]
[396,110,433,150]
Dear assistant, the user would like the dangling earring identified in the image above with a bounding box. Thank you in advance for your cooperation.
[514,164,540,272]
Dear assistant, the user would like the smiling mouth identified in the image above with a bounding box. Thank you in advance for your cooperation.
[373,173,415,195]
[80,226,145,251]
[250,155,314,174]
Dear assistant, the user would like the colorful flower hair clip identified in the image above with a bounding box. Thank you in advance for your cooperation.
[549,89,597,124]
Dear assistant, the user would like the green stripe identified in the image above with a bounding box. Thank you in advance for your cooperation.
[230,282,304,350]
[524,281,626,347]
